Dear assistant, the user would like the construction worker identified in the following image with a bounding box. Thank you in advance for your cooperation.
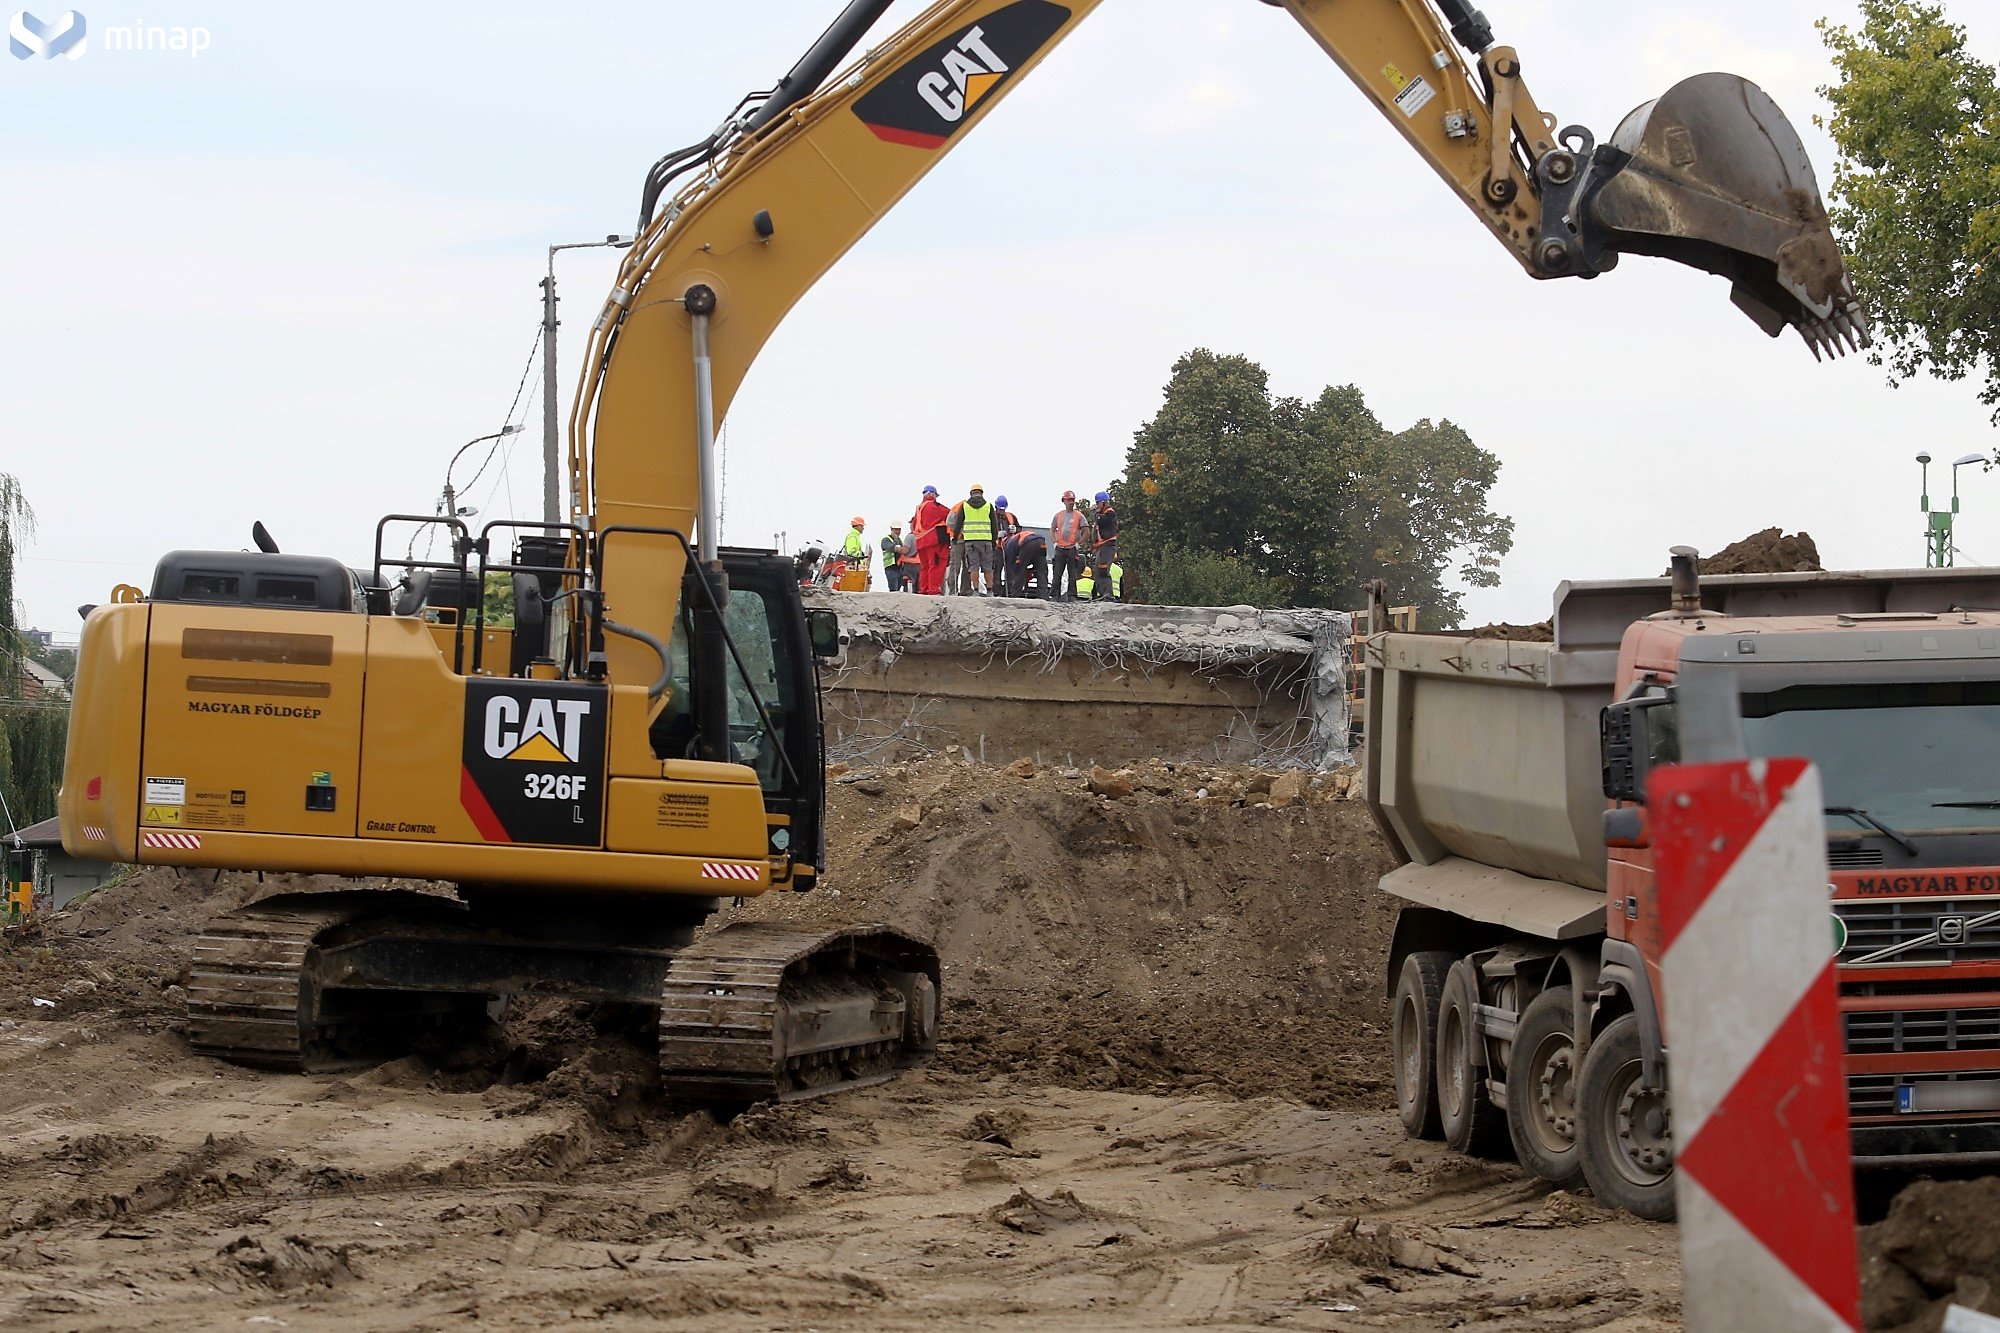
[1074,562,1121,601]
[914,485,950,595]
[993,495,1020,538]
[1049,490,1088,600]
[1001,528,1047,598]
[839,516,868,588]
[949,484,1000,596]
[896,526,921,591]
[880,524,909,592]
[1090,491,1119,601]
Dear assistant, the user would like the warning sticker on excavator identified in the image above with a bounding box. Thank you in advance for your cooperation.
[1393,75,1436,118]
[144,776,186,806]
[142,805,184,826]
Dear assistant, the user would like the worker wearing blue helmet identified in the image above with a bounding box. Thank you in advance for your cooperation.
[1090,490,1119,600]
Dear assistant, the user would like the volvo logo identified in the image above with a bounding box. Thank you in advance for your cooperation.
[1938,915,1971,947]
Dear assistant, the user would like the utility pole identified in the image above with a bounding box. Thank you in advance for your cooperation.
[543,235,635,524]
[540,273,560,524]
[1919,451,1990,567]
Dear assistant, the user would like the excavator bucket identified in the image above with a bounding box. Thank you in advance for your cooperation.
[1580,73,1868,359]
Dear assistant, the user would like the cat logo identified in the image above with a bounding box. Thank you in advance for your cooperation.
[916,26,1009,123]
[484,694,592,764]
[853,1,1071,151]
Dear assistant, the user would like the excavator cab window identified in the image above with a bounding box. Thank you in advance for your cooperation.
[720,587,789,792]
[650,556,813,796]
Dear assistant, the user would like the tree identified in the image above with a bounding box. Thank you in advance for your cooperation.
[0,474,66,830]
[1141,545,1291,610]
[481,572,515,628]
[1115,350,1512,626]
[1820,2,2000,420]
[0,473,28,698]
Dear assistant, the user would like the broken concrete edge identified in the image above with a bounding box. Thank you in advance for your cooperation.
[807,590,1351,664]
[808,591,1354,771]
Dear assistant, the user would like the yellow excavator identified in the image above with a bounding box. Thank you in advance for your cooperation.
[59,0,1864,1102]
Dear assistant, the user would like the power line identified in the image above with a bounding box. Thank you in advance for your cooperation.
[421,329,545,564]
[460,329,544,497]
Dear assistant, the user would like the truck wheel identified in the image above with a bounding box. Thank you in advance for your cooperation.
[1437,960,1508,1156]
[1392,950,1451,1140]
[1506,985,1585,1189]
[1576,1012,1675,1220]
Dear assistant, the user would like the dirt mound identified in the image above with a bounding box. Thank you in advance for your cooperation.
[4,756,1399,1115]
[1467,620,1554,641]
[1861,1176,2000,1331]
[1694,528,1822,575]
[726,755,1398,1107]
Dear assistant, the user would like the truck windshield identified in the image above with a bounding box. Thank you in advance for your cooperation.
[1741,682,2000,834]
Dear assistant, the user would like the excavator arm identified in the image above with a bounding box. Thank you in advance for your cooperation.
[569,0,1865,700]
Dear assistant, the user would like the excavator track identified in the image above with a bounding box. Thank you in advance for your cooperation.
[187,892,487,1072]
[658,922,940,1105]
[186,897,359,1071]
[188,900,940,1103]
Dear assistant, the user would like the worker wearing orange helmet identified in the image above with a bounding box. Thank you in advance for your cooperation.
[839,516,869,588]
[1049,489,1088,601]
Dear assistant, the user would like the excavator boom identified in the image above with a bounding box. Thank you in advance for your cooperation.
[571,0,1865,694]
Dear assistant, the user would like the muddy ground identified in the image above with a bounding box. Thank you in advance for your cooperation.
[0,754,1818,1330]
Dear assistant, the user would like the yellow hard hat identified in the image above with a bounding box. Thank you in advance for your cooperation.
[969,483,985,492]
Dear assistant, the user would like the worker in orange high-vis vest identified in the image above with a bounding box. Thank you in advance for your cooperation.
[1049,490,1088,601]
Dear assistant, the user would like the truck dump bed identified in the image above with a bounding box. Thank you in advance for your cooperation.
[1362,566,2000,939]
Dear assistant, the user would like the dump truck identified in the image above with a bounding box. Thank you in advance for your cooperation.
[1364,555,2000,1219]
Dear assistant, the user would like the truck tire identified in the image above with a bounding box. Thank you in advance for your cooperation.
[1437,960,1508,1156]
[1576,1012,1675,1220]
[1392,950,1451,1140]
[1506,985,1585,1189]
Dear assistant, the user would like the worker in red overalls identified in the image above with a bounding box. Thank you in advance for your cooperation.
[913,484,951,595]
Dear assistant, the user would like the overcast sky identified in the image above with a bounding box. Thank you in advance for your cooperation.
[3,1,1994,634]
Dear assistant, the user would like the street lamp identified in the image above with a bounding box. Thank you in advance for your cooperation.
[1918,450,1990,567]
[442,425,524,525]
[542,234,637,523]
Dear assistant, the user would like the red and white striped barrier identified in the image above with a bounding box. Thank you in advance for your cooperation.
[141,830,203,851]
[700,862,761,883]
[1650,757,1858,1332]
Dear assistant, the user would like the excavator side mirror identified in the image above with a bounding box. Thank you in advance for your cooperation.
[806,608,841,659]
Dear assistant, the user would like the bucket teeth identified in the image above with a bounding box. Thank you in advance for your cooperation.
[1795,279,1870,362]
